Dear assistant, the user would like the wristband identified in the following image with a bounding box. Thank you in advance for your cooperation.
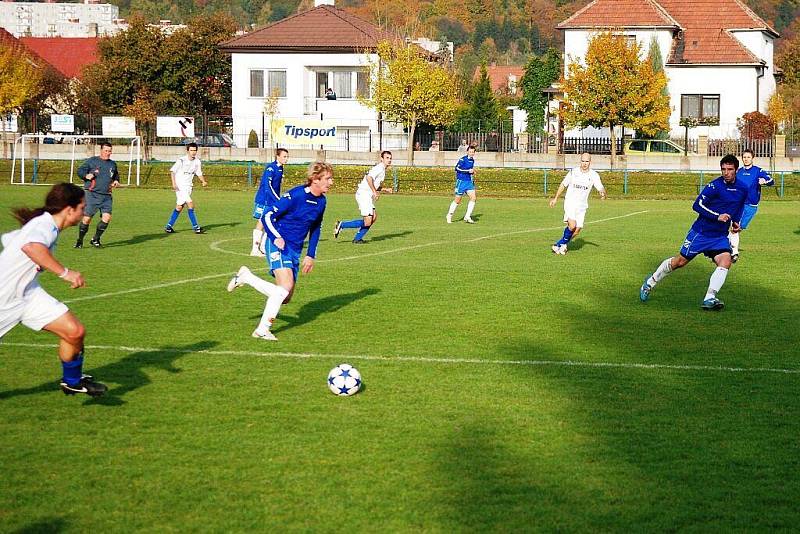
[59,268,69,279]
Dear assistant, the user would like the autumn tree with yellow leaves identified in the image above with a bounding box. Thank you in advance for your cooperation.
[561,32,670,166]
[0,40,42,157]
[365,40,460,165]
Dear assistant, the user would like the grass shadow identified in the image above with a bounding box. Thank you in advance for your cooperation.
[269,288,380,334]
[366,230,413,243]
[11,518,69,534]
[566,238,598,251]
[105,222,241,247]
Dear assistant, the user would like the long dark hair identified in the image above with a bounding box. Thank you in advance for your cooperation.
[12,183,85,226]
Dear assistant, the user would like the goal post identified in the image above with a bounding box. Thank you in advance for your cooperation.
[10,134,142,186]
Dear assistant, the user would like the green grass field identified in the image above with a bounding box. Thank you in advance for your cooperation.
[1,183,799,531]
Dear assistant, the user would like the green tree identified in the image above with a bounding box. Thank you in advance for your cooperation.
[467,64,501,131]
[646,35,669,139]
[519,47,560,136]
[365,40,461,165]
[561,32,670,167]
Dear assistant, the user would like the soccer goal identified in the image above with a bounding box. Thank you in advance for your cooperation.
[10,134,142,186]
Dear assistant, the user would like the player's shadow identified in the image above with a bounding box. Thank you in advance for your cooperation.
[566,238,598,252]
[268,288,380,334]
[11,517,69,534]
[368,230,413,243]
[0,341,216,405]
[105,222,241,247]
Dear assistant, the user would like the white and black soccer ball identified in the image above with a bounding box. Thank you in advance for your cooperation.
[327,363,362,396]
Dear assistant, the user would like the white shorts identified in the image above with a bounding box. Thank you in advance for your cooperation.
[0,285,69,338]
[563,202,588,228]
[175,187,193,205]
[355,191,375,217]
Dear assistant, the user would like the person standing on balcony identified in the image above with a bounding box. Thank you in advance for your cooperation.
[727,148,774,262]
[325,88,336,100]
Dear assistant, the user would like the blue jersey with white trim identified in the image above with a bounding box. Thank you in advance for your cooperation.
[262,184,326,257]
[255,161,284,207]
[736,165,774,205]
[690,176,748,237]
[454,155,475,182]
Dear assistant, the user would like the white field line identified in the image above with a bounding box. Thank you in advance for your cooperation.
[2,342,799,375]
[64,210,648,304]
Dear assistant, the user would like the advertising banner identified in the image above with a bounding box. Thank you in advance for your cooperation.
[271,119,339,145]
[157,116,195,138]
[51,114,75,133]
[102,116,136,137]
[1,114,18,133]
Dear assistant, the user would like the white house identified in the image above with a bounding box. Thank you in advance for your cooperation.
[220,0,406,151]
[556,0,779,139]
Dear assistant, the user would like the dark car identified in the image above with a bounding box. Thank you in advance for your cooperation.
[183,133,236,148]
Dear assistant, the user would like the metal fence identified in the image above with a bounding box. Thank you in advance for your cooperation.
[708,138,774,157]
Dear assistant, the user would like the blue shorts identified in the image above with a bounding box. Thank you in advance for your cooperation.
[739,204,758,229]
[454,179,475,196]
[266,239,299,280]
[84,191,112,217]
[253,203,266,219]
[679,229,731,260]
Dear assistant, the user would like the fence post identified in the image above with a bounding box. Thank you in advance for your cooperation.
[32,159,38,184]
[392,166,399,192]
[699,171,704,194]
[623,169,628,195]
[247,161,253,187]
[543,168,548,195]
[780,172,784,198]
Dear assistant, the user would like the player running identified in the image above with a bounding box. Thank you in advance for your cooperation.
[639,154,748,310]
[727,148,774,262]
[251,148,289,256]
[333,151,393,244]
[1,183,108,396]
[446,143,477,224]
[165,142,207,234]
[548,153,606,255]
[227,162,332,341]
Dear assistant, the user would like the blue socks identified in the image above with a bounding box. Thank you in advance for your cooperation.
[354,225,371,241]
[340,219,362,229]
[167,209,180,228]
[188,209,199,228]
[61,354,84,386]
[555,227,574,246]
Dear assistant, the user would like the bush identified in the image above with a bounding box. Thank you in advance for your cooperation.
[248,130,259,148]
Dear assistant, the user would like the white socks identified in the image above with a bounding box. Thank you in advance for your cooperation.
[465,200,475,219]
[447,201,458,216]
[704,267,729,301]
[236,267,289,333]
[251,229,265,255]
[728,231,740,253]
[649,258,674,286]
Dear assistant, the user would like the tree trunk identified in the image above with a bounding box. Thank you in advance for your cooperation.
[609,123,617,169]
[408,119,416,167]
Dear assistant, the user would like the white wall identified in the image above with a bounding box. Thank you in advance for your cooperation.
[563,29,673,71]
[731,30,776,112]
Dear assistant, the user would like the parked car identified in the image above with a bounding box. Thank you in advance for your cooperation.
[183,133,236,148]
[624,139,688,155]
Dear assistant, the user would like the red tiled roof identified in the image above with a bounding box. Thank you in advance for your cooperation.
[558,0,679,29]
[558,0,778,65]
[474,65,525,94]
[221,5,396,52]
[18,37,99,79]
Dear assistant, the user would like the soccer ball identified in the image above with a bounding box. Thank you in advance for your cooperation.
[327,364,362,396]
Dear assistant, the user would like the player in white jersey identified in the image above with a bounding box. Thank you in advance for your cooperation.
[333,151,393,243]
[165,142,208,234]
[548,153,606,254]
[0,183,107,396]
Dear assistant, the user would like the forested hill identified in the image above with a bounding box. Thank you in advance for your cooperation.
[111,0,799,63]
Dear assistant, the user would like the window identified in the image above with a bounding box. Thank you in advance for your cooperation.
[651,141,681,154]
[628,140,647,152]
[681,94,720,120]
[333,71,352,98]
[316,72,329,98]
[356,70,370,98]
[250,69,287,98]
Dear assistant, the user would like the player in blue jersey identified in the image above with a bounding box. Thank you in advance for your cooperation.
[639,154,748,310]
[727,148,774,262]
[227,161,332,341]
[251,148,289,256]
[446,144,477,223]
[333,151,393,244]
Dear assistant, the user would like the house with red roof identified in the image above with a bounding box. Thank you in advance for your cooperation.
[220,0,404,149]
[556,0,779,138]
[474,65,526,96]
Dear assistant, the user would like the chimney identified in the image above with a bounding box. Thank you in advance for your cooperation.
[314,0,335,6]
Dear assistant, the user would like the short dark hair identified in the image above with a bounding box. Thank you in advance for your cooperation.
[468,143,477,150]
[276,148,288,157]
[720,154,739,170]
[380,150,392,158]
[742,148,754,157]
[186,142,199,150]
[100,141,112,150]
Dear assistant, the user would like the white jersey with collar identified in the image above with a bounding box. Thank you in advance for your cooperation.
[356,163,387,195]
[0,212,59,305]
[562,167,604,208]
[170,156,203,189]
